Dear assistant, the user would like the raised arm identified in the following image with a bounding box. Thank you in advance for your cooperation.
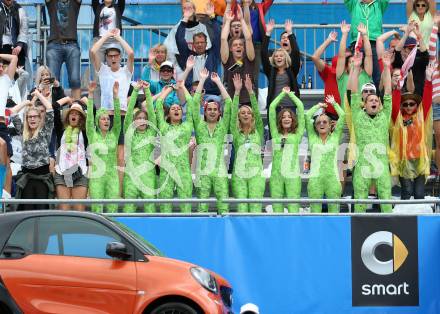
[348,52,363,114]
[245,74,261,135]
[0,54,18,80]
[326,95,345,136]
[143,83,156,129]
[86,82,97,139]
[90,32,112,72]
[396,21,415,52]
[268,88,288,139]
[156,86,173,132]
[124,81,140,134]
[312,31,338,73]
[305,102,325,136]
[261,19,274,77]
[429,19,439,62]
[423,62,435,120]
[287,91,305,136]
[377,30,399,60]
[358,23,373,76]
[192,69,209,127]
[112,28,135,73]
[382,52,392,96]
[220,10,233,64]
[239,6,255,61]
[111,81,122,137]
[428,0,436,16]
[211,72,230,100]
[285,19,300,76]
[406,0,413,18]
[336,21,350,79]
[229,73,242,138]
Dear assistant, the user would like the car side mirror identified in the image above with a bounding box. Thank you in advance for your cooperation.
[1,245,27,259]
[106,242,131,260]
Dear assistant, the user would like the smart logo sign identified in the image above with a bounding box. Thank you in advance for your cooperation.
[351,217,419,306]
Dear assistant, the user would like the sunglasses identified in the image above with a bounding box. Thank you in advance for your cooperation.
[416,3,427,7]
[160,68,173,73]
[362,89,376,94]
[401,101,417,108]
[281,137,286,149]
[315,120,329,126]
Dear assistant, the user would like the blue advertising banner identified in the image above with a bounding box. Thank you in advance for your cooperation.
[117,215,440,314]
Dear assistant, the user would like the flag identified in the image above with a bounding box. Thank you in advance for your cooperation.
[354,32,363,53]
[399,45,417,89]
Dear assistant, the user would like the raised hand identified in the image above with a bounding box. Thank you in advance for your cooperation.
[211,72,220,84]
[232,73,242,92]
[282,86,291,93]
[183,4,194,20]
[434,12,440,26]
[113,81,119,98]
[426,62,437,81]
[244,74,253,92]
[318,102,328,108]
[224,9,234,22]
[186,55,195,69]
[328,31,338,42]
[340,20,350,34]
[134,80,143,89]
[88,81,97,94]
[266,19,275,35]
[199,68,209,80]
[235,4,243,20]
[110,28,121,38]
[142,81,150,90]
[357,23,367,36]
[205,1,214,16]
[284,19,293,34]
[325,95,335,104]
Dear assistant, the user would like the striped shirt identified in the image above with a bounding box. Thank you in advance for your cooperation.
[428,25,440,101]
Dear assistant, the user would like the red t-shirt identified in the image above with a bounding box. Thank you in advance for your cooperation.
[318,64,341,116]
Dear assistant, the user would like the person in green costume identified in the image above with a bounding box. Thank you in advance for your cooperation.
[268,86,305,213]
[86,81,121,213]
[192,69,233,213]
[230,73,265,212]
[305,94,346,213]
[156,82,194,213]
[350,52,393,213]
[123,80,157,213]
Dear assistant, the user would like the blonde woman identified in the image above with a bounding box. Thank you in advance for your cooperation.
[230,73,264,212]
[141,44,168,82]
[406,0,436,47]
[10,89,54,210]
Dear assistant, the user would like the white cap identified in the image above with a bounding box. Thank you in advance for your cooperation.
[240,303,260,314]
[160,60,174,69]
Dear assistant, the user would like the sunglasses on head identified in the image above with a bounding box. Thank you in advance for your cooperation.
[401,101,417,108]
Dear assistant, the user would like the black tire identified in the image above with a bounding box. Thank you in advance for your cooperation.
[0,302,12,314]
[150,302,199,314]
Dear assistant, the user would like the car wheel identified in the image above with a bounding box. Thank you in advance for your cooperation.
[0,302,12,314]
[150,302,199,314]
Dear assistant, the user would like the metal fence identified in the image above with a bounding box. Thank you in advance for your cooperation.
[2,198,439,214]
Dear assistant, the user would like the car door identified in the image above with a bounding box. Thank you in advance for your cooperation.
[0,216,137,314]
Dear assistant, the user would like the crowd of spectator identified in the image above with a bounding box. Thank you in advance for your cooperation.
[0,0,439,213]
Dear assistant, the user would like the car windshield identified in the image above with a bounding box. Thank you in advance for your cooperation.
[106,217,163,257]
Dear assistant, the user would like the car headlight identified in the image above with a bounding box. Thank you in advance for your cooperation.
[190,267,218,294]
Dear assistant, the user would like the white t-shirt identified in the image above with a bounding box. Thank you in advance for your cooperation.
[98,64,132,111]
[0,75,12,117]
[99,6,117,37]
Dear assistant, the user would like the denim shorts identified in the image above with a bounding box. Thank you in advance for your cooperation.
[433,103,440,121]
[46,41,81,89]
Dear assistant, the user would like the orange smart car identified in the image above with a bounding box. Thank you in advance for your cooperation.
[0,211,233,314]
